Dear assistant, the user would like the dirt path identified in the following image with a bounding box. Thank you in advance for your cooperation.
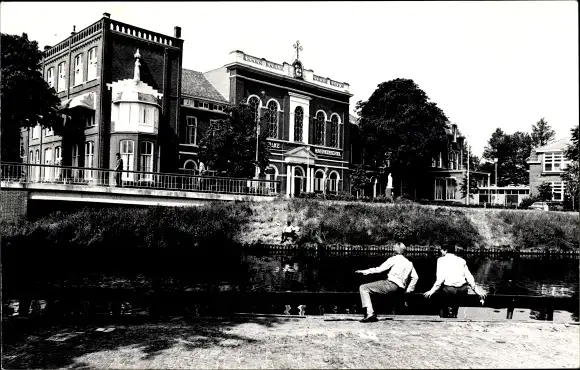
[3,315,578,369]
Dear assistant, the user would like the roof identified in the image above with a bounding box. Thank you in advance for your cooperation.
[181,68,228,103]
[535,137,571,152]
[349,113,359,125]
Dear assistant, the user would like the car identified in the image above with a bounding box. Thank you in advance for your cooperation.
[529,202,549,211]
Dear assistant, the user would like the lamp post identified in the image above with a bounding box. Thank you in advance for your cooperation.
[493,158,498,205]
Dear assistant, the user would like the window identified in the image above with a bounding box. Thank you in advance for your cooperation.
[330,114,339,148]
[120,140,135,181]
[315,111,326,146]
[31,124,40,139]
[294,106,304,142]
[186,116,197,145]
[139,105,155,125]
[87,47,97,81]
[84,141,94,180]
[55,146,62,179]
[29,150,33,163]
[266,100,278,139]
[45,127,54,137]
[446,178,455,200]
[57,62,66,92]
[552,181,565,201]
[47,68,54,89]
[434,179,443,200]
[328,172,339,193]
[72,144,80,167]
[73,54,83,86]
[44,148,53,181]
[543,152,564,172]
[195,101,210,110]
[314,170,324,193]
[247,96,261,123]
[86,114,95,127]
[140,141,154,181]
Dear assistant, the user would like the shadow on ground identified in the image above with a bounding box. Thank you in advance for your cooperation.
[2,316,283,369]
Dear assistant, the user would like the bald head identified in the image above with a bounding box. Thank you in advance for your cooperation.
[393,242,406,255]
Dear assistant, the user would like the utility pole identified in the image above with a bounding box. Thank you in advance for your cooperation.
[466,139,470,206]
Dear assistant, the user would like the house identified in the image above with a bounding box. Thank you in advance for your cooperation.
[526,137,572,202]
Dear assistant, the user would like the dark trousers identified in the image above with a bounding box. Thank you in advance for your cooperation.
[438,283,468,318]
[115,172,122,187]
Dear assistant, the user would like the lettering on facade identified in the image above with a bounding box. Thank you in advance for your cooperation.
[330,80,345,88]
[244,55,283,71]
[268,142,281,149]
[314,148,341,157]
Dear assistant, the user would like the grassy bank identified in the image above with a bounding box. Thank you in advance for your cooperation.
[1,199,578,251]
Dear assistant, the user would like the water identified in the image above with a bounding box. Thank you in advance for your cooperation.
[241,253,579,298]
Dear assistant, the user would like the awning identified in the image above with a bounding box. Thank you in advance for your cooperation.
[59,92,96,111]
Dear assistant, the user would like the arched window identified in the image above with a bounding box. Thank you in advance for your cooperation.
[88,47,97,80]
[328,171,340,194]
[247,96,261,123]
[314,170,325,193]
[57,62,66,92]
[267,100,278,139]
[294,106,303,142]
[46,68,54,89]
[73,54,83,86]
[315,111,326,146]
[330,114,340,148]
[182,159,197,175]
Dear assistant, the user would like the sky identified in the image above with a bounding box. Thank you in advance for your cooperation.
[1,1,578,157]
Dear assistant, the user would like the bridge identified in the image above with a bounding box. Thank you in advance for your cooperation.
[1,162,280,219]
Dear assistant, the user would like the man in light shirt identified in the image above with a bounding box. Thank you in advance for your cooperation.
[423,243,487,318]
[355,242,419,323]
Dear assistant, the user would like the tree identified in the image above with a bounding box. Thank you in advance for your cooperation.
[349,164,372,196]
[356,78,449,198]
[459,135,480,171]
[536,182,553,202]
[1,33,61,162]
[562,125,579,209]
[481,129,532,186]
[531,118,556,148]
[198,102,270,178]
[460,173,480,199]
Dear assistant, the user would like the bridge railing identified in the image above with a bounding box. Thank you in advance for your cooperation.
[1,162,280,196]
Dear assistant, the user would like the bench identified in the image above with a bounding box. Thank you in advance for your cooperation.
[6,289,577,321]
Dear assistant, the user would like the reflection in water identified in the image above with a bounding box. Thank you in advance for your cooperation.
[242,253,579,298]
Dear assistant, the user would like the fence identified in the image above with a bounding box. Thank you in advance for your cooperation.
[244,243,580,258]
[1,162,280,196]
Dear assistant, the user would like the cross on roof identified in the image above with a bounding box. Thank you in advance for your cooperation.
[293,40,303,60]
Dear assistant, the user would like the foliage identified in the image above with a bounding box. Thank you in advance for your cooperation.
[531,118,556,148]
[0,202,253,250]
[459,138,480,171]
[348,164,372,194]
[460,173,480,199]
[198,102,271,177]
[355,78,449,187]
[296,201,482,248]
[1,33,62,162]
[536,182,553,201]
[519,196,540,209]
[498,210,579,251]
[562,125,579,210]
[481,129,532,186]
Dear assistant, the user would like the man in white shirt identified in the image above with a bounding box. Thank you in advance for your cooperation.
[281,221,299,243]
[423,243,487,318]
[355,242,419,323]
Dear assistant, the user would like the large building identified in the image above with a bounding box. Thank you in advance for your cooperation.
[21,14,353,196]
[527,137,572,202]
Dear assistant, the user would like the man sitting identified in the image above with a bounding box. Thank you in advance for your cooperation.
[281,221,300,243]
[423,243,487,318]
[356,242,419,323]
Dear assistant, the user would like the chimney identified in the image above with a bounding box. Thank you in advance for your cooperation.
[103,12,111,18]
[174,26,181,39]
[71,25,76,36]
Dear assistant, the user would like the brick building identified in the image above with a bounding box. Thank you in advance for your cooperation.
[526,137,572,202]
[22,13,183,184]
